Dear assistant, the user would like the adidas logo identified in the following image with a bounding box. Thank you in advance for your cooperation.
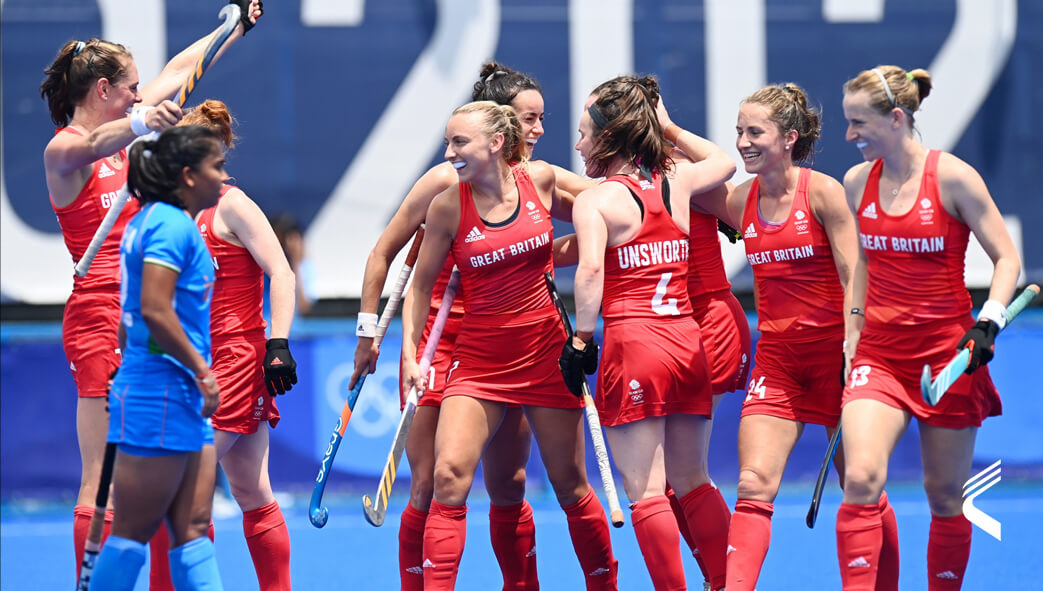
[862,202,878,219]
[935,571,959,580]
[526,546,536,558]
[727,545,737,555]
[847,556,871,568]
[464,226,486,243]
[406,566,424,574]
[743,223,757,239]
[423,558,436,569]
[98,162,115,178]
[587,567,611,576]
[270,357,284,366]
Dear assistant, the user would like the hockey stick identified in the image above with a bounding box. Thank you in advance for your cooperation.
[921,284,1039,406]
[543,272,625,528]
[75,442,116,590]
[362,267,461,526]
[73,3,242,277]
[309,227,425,528]
[806,426,841,528]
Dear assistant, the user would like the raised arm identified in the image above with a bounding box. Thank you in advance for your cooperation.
[657,98,736,195]
[140,0,264,106]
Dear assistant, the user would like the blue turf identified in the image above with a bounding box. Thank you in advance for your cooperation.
[4,481,1040,590]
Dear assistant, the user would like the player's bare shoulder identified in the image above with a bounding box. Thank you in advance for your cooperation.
[842,161,873,192]
[526,159,556,192]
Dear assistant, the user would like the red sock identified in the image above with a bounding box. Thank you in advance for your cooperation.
[73,505,113,580]
[399,504,428,591]
[679,484,730,590]
[489,500,539,590]
[927,514,972,590]
[725,499,773,591]
[243,502,292,591]
[423,501,468,590]
[876,491,900,591]
[631,496,686,590]
[666,486,710,581]
[562,488,617,591]
[149,520,174,591]
[836,502,883,590]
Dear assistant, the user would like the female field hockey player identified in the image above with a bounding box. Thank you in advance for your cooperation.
[697,83,882,590]
[351,63,564,590]
[38,1,262,581]
[182,99,298,590]
[401,101,617,590]
[836,66,1019,591]
[90,124,227,590]
[567,74,734,591]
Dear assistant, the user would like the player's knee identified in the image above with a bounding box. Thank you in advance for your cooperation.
[409,473,435,509]
[842,462,886,503]
[736,467,778,501]
[546,468,585,506]
[485,467,526,505]
[922,476,963,515]
[432,461,471,504]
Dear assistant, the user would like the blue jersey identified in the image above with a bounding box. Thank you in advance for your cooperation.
[118,201,215,382]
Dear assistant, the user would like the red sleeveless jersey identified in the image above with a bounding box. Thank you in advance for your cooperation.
[51,127,139,292]
[196,187,267,337]
[450,165,555,317]
[742,167,843,336]
[602,173,693,321]
[687,209,731,297]
[857,150,971,326]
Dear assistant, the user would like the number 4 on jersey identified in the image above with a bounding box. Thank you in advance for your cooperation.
[746,376,766,402]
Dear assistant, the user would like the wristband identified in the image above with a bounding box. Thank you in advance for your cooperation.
[195,371,217,388]
[978,299,1007,330]
[356,312,378,338]
[850,308,865,317]
[664,123,682,143]
[130,106,154,136]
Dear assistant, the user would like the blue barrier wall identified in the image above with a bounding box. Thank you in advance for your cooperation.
[4,312,1041,501]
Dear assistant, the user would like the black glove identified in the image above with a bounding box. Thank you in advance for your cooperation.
[230,0,261,34]
[263,338,297,395]
[956,319,999,374]
[559,337,599,397]
[717,219,741,244]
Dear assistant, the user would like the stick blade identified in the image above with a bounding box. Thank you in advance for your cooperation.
[920,363,934,404]
[362,495,386,527]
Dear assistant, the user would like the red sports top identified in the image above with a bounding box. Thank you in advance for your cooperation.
[196,186,267,337]
[857,150,971,326]
[450,165,555,317]
[51,127,139,292]
[742,167,843,336]
[602,172,693,321]
[687,208,731,297]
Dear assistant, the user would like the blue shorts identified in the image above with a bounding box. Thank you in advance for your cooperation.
[108,373,214,454]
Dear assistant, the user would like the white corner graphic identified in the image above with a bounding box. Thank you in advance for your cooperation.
[962,459,1001,541]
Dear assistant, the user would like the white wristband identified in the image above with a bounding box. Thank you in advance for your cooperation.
[129,106,155,137]
[356,312,379,338]
[978,299,1007,330]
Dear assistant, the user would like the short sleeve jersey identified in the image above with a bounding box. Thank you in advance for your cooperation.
[196,187,267,337]
[742,167,843,336]
[119,202,215,379]
[602,172,693,321]
[687,208,731,297]
[450,165,555,317]
[51,127,140,292]
[857,150,972,325]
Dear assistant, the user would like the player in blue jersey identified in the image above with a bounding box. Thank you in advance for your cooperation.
[90,125,229,591]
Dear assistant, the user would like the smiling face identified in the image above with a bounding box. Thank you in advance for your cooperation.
[735,102,794,174]
[444,111,502,182]
[842,90,899,161]
[510,89,545,158]
[574,107,599,177]
[102,58,142,120]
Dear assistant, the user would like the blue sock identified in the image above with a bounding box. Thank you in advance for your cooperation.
[89,535,146,591]
[169,537,223,591]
